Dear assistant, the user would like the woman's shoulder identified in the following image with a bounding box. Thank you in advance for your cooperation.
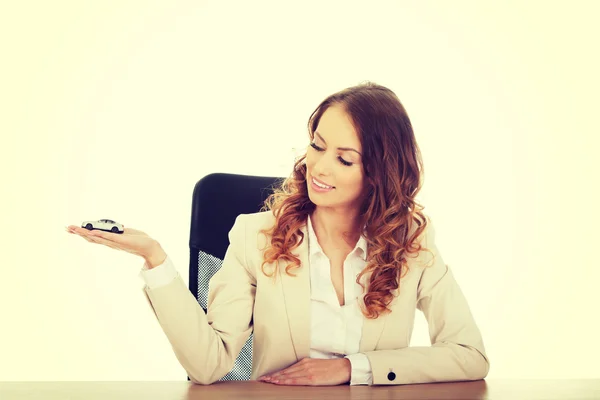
[237,210,276,230]
[234,210,277,255]
[236,209,276,236]
[407,212,439,270]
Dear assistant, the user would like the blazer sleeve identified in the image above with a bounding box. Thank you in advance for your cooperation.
[363,218,490,385]
[142,214,256,384]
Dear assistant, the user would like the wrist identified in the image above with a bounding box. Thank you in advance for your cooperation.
[144,242,167,269]
[342,357,352,384]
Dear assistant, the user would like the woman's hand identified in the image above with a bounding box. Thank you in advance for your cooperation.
[258,358,351,386]
[65,225,165,266]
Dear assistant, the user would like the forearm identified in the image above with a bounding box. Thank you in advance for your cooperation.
[364,343,489,385]
[341,357,352,384]
[144,242,167,269]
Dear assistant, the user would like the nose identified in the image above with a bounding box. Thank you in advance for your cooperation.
[312,153,334,176]
[312,149,336,176]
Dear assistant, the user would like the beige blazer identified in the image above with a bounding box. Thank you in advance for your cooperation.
[143,210,489,385]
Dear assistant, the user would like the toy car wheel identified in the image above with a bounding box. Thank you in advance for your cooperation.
[85,224,93,230]
[111,227,119,233]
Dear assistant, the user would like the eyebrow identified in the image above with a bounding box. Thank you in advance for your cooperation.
[315,131,362,156]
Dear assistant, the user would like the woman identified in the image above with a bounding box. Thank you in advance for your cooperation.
[66,82,489,386]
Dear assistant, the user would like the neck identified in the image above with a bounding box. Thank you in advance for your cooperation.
[310,207,362,248]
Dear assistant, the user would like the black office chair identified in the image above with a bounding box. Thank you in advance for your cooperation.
[187,173,284,381]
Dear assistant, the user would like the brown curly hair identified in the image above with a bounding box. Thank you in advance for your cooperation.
[258,81,434,319]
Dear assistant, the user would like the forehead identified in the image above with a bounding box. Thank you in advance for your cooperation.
[316,105,361,148]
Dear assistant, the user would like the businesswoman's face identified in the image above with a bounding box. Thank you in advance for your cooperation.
[305,104,365,212]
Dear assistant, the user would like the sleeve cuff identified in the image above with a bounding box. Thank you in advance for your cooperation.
[139,255,178,289]
[345,353,373,385]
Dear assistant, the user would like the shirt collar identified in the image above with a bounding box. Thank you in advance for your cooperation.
[306,214,368,261]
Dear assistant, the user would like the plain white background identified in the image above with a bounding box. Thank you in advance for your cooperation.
[1,0,598,381]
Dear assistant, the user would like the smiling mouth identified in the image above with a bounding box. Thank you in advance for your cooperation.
[311,177,335,189]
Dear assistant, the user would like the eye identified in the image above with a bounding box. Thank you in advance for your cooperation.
[310,143,353,166]
[310,142,323,152]
[338,157,353,166]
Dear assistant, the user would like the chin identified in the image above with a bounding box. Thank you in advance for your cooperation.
[307,191,326,205]
[308,194,336,207]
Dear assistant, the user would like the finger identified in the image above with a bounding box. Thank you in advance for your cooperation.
[270,363,306,378]
[66,226,87,236]
[80,234,101,244]
[70,228,98,239]
[66,227,91,238]
[275,368,306,376]
[270,369,308,381]
[69,228,126,252]
[92,237,123,251]
[88,230,112,240]
[71,227,94,236]
[88,230,127,245]
[80,235,104,246]
[271,375,314,386]
[83,233,123,251]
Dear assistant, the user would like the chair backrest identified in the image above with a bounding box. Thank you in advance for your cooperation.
[187,173,284,381]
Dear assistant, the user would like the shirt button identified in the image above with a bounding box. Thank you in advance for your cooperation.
[387,372,396,381]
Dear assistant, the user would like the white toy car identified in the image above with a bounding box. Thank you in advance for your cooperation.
[81,219,124,234]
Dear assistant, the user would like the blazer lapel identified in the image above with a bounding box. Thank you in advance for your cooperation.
[358,297,389,352]
[358,282,399,352]
[279,223,311,361]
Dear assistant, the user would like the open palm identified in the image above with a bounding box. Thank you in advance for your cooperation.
[66,225,158,259]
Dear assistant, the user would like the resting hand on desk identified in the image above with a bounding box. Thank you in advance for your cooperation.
[258,358,351,386]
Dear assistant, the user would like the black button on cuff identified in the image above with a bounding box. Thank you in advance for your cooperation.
[387,372,396,381]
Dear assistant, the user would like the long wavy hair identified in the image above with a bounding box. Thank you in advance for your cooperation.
[258,81,434,319]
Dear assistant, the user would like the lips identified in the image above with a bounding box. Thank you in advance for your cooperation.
[312,176,334,188]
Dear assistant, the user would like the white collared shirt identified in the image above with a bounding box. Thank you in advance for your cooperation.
[140,214,373,385]
[305,214,372,385]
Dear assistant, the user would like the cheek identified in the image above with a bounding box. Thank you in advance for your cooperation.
[337,171,364,189]
[305,153,317,172]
